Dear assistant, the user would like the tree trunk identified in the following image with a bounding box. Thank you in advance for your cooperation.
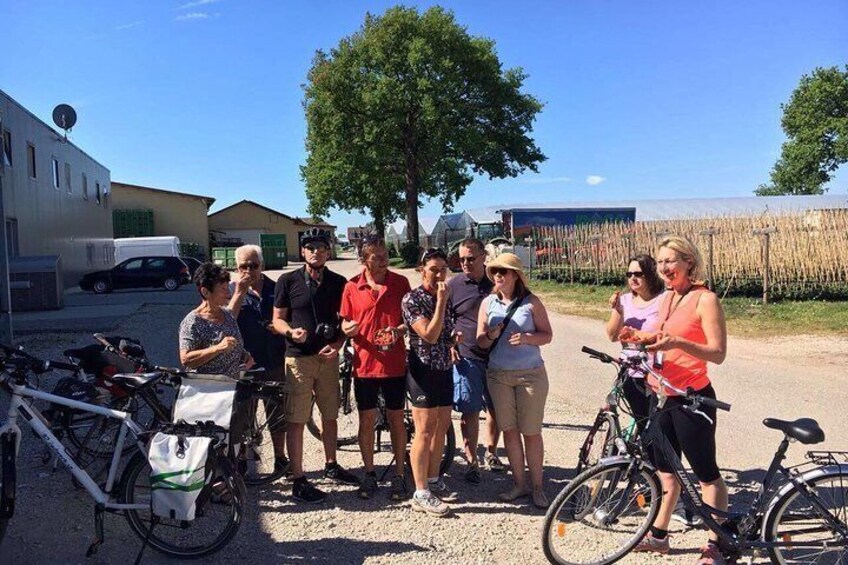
[373,213,386,238]
[404,152,420,247]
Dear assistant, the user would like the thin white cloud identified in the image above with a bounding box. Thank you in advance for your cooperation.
[176,0,220,10]
[520,176,573,185]
[114,20,144,31]
[176,12,212,21]
[586,175,606,186]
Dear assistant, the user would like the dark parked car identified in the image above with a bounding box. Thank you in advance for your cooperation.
[79,256,190,294]
[180,256,203,277]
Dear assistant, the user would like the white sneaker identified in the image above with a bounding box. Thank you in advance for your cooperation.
[671,503,704,527]
[411,491,450,516]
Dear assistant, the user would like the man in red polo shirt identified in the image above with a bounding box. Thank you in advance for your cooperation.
[340,235,411,501]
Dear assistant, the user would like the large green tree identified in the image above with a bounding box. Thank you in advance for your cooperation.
[756,65,848,196]
[302,5,545,242]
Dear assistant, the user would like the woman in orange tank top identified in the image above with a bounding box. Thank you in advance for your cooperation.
[634,236,730,565]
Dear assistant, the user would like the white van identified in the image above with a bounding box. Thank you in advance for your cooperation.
[114,236,181,263]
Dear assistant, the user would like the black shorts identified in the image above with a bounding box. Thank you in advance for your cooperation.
[354,376,406,412]
[650,383,721,483]
[622,377,651,435]
[407,355,453,409]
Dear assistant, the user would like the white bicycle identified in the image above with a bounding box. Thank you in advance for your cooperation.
[0,344,244,559]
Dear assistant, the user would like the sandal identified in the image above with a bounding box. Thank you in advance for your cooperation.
[498,485,530,502]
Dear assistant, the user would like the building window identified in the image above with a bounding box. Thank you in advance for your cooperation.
[5,219,19,258]
[82,173,89,200]
[95,182,102,205]
[2,130,11,167]
[27,143,36,178]
[86,243,95,266]
[65,163,72,193]
[52,158,60,189]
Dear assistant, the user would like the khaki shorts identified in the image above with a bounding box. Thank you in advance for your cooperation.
[487,365,548,435]
[284,356,340,425]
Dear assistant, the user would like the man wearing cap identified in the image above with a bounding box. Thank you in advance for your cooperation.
[273,228,359,503]
[448,238,504,484]
[339,235,411,501]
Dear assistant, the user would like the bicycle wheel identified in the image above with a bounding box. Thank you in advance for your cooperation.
[542,460,661,565]
[576,411,620,474]
[120,450,244,558]
[306,394,360,448]
[238,395,288,486]
[0,433,17,546]
[67,395,156,458]
[765,471,848,565]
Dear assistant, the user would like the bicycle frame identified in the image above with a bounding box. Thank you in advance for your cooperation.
[0,380,148,511]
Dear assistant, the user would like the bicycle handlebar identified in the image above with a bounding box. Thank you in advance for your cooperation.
[580,346,617,364]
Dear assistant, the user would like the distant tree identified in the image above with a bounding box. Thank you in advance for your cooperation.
[756,65,848,196]
[301,5,545,243]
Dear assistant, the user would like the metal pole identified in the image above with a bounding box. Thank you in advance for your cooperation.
[699,227,719,291]
[524,236,534,279]
[0,113,13,342]
[752,227,777,305]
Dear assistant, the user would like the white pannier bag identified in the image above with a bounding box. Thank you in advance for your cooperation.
[148,431,213,521]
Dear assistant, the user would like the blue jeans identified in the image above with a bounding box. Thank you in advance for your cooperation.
[453,358,493,414]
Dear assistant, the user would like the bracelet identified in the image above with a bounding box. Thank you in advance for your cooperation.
[285,329,293,339]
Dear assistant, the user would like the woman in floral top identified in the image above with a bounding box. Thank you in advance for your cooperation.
[401,248,458,516]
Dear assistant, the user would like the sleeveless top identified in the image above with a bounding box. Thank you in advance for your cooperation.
[619,291,666,375]
[655,286,711,393]
[485,294,544,371]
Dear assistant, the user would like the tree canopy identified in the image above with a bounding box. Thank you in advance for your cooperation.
[301,5,545,241]
[756,65,848,196]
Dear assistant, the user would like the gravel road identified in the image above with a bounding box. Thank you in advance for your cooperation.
[2,257,846,564]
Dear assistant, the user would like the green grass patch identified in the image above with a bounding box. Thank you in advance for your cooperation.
[389,257,406,267]
[529,278,848,338]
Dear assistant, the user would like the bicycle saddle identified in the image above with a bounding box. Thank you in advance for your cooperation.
[762,417,825,444]
[111,372,161,391]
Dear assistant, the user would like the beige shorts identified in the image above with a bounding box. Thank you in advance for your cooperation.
[284,355,340,425]
[487,365,548,435]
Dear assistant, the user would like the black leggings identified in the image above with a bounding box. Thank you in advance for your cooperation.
[649,383,721,483]
[621,377,651,436]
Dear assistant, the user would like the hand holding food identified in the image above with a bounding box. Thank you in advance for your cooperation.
[618,326,659,345]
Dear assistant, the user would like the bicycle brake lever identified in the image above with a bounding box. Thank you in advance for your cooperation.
[685,405,714,426]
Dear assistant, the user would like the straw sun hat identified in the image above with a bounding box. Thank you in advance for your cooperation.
[486,252,529,287]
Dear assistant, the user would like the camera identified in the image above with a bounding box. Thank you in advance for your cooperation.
[315,323,337,341]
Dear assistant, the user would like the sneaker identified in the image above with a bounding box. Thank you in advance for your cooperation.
[411,491,450,516]
[465,462,482,485]
[292,477,326,504]
[428,478,459,502]
[672,503,705,528]
[697,543,726,565]
[358,472,378,499]
[323,462,360,486]
[389,475,409,501]
[632,533,670,554]
[485,452,506,473]
[275,456,291,477]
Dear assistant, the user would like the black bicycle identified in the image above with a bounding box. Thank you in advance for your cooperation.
[542,346,848,565]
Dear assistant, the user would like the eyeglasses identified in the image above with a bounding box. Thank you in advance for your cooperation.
[625,271,644,278]
[656,258,680,267]
[420,247,447,264]
[490,267,511,276]
[304,244,328,253]
[459,256,478,263]
[238,262,260,271]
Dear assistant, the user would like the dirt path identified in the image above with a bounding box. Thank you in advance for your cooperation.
[3,258,846,564]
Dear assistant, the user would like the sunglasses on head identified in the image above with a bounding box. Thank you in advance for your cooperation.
[626,271,645,278]
[420,247,447,264]
[238,262,260,271]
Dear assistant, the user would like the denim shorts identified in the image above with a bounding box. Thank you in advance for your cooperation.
[453,357,493,414]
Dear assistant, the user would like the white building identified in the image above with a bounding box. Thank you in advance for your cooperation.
[1,90,113,287]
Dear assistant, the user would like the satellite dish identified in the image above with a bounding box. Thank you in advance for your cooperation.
[52,104,77,136]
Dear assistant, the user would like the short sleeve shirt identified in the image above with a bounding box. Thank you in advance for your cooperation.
[178,309,244,378]
[231,274,286,370]
[340,270,411,378]
[448,274,493,361]
[402,286,454,371]
[274,266,346,357]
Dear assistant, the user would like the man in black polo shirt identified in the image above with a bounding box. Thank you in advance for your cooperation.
[229,244,288,474]
[273,229,359,503]
[448,237,505,484]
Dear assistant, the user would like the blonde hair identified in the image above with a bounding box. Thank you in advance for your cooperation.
[235,244,264,265]
[658,235,705,284]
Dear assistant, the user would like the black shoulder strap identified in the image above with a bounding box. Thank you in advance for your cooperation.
[489,293,527,353]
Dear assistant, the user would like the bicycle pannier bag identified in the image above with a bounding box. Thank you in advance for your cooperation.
[172,374,237,430]
[147,430,213,521]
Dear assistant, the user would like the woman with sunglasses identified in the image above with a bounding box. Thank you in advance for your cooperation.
[605,254,667,428]
[401,248,459,516]
[477,253,553,509]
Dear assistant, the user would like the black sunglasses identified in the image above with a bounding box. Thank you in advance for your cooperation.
[304,243,328,252]
[490,267,511,276]
[626,271,645,278]
[238,262,260,271]
[420,247,447,264]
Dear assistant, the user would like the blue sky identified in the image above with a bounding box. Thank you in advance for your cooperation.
[3,0,846,230]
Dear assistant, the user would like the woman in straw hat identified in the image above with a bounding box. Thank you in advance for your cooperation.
[476,252,553,508]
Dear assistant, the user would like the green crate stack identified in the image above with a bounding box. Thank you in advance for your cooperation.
[113,209,154,238]
[260,233,287,249]
[211,247,228,266]
[226,248,237,259]
[263,246,288,269]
